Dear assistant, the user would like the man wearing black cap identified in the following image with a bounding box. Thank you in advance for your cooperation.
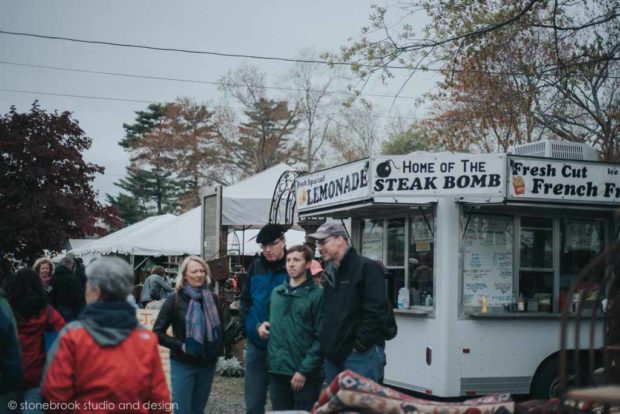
[240,223,288,414]
[308,222,390,385]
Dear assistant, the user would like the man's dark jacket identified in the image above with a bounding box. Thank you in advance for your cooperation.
[50,265,84,322]
[320,248,389,364]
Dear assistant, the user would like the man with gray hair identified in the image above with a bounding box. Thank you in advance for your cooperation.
[51,255,84,322]
[42,257,171,409]
[308,222,391,384]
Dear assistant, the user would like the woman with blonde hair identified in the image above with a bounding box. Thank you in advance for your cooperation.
[33,257,54,295]
[153,256,223,414]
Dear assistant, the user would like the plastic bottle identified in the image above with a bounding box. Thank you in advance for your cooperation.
[517,293,525,312]
[425,293,433,307]
[572,292,580,312]
[481,295,488,314]
[397,287,410,309]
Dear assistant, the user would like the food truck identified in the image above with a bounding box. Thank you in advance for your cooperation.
[294,142,620,398]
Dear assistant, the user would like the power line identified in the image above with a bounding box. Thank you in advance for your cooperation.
[0,87,416,120]
[0,29,407,70]
[0,60,420,100]
[1,29,616,79]
[0,87,154,104]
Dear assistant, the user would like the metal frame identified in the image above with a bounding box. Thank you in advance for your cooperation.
[269,169,299,226]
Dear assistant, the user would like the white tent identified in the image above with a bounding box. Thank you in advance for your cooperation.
[221,163,293,228]
[70,214,179,257]
[69,164,305,260]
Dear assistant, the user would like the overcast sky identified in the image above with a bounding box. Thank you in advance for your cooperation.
[0,0,436,201]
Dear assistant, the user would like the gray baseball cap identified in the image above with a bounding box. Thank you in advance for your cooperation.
[307,222,348,241]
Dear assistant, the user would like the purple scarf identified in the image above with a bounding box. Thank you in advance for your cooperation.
[183,284,222,357]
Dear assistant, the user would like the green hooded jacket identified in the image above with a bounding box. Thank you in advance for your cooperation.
[267,278,323,378]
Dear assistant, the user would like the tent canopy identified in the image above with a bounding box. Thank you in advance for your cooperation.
[221,163,293,228]
[70,214,187,257]
[70,164,303,259]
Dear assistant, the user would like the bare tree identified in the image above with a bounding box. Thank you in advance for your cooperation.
[287,49,342,171]
[334,0,619,159]
[328,104,384,161]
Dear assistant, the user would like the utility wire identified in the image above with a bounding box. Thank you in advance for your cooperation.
[0,60,420,100]
[0,87,416,120]
[0,87,154,104]
[1,29,613,77]
[0,29,406,70]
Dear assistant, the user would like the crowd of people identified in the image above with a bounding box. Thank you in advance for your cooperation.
[0,221,396,414]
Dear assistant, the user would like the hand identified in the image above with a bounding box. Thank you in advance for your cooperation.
[290,372,306,392]
[181,343,186,353]
[257,322,270,339]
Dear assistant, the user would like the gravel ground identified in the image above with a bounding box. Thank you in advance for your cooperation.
[206,374,273,414]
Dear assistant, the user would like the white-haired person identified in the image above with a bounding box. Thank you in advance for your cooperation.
[41,257,170,413]
[153,256,223,414]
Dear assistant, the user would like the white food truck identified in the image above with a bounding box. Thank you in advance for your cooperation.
[295,141,619,398]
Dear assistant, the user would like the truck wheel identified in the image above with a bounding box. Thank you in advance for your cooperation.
[530,357,575,399]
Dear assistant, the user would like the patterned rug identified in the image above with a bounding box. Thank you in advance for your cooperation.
[312,370,515,414]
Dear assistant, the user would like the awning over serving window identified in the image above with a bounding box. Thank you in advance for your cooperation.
[299,197,437,219]
[458,198,620,212]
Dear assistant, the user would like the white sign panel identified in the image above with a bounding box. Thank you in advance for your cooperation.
[296,159,370,212]
[371,153,505,197]
[463,215,514,307]
[508,156,620,204]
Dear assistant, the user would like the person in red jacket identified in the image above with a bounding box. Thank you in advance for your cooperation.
[41,257,171,414]
[6,267,65,412]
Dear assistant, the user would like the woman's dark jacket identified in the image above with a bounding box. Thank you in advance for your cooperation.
[153,289,221,366]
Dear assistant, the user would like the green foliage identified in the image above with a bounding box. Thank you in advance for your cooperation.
[106,192,148,227]
[120,103,164,149]
[382,123,435,155]
[231,98,301,175]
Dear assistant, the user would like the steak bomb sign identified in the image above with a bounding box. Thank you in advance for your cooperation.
[296,159,370,212]
[508,156,620,204]
[371,153,505,197]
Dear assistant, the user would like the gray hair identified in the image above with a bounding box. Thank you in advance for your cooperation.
[85,257,134,302]
[59,255,75,270]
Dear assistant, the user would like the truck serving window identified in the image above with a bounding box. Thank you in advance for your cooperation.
[359,209,435,310]
[462,212,609,315]
[409,213,434,308]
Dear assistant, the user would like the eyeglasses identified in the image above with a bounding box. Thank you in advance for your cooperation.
[317,237,335,246]
[261,238,283,249]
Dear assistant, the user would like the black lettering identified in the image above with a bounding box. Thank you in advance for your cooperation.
[335,178,343,196]
[374,179,384,192]
[489,174,501,187]
[444,176,455,189]
[386,178,397,191]
[344,175,351,193]
[586,181,598,197]
[470,175,487,188]
[457,175,471,188]
[352,172,359,190]
[531,178,544,193]
[402,160,413,173]
[409,177,422,191]
[397,178,409,191]
[604,182,618,198]
[328,182,335,198]
[424,177,437,189]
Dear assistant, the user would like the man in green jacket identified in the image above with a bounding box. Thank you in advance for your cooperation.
[257,245,323,412]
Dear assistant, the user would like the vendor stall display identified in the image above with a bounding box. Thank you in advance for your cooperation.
[295,144,619,399]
